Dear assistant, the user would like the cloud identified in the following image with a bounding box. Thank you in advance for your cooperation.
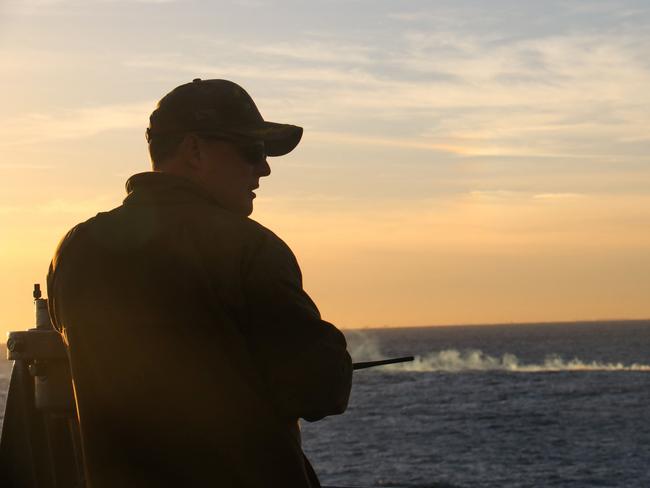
[230,0,266,6]
[123,19,650,162]
[257,191,650,258]
[37,197,114,214]
[4,22,649,167]
[240,40,375,65]
[0,101,153,147]
[0,163,53,170]
[8,0,176,5]
[533,193,584,200]
[563,1,649,17]
[1,0,179,16]
[6,0,66,6]
[126,57,379,86]
[0,196,114,214]
[467,191,587,204]
[308,130,469,155]
[0,205,22,215]
[7,2,650,167]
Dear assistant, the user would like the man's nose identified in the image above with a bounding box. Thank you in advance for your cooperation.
[256,159,271,177]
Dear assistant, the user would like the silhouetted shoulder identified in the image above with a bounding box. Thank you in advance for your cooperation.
[50,208,123,267]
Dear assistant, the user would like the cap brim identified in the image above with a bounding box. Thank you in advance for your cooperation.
[231,122,303,157]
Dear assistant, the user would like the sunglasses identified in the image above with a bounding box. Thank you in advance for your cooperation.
[234,140,267,166]
[199,133,267,166]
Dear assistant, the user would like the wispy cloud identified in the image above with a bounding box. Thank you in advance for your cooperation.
[0,196,115,215]
[124,19,650,162]
[7,0,177,6]
[0,163,53,170]
[308,131,469,155]
[258,191,650,255]
[0,101,153,146]
[241,40,375,65]
[7,1,644,162]
[533,193,584,200]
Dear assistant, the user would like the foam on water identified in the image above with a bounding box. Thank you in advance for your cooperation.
[386,348,650,373]
[312,324,650,487]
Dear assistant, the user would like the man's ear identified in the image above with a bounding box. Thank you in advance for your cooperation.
[179,133,203,171]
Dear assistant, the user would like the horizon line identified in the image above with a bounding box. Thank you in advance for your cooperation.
[1,318,649,347]
[341,317,650,331]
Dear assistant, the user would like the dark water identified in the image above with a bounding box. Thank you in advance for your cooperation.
[301,321,650,488]
[2,321,649,487]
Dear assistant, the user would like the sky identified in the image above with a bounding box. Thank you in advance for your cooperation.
[1,0,649,335]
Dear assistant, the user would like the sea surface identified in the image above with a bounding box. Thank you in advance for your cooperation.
[2,321,650,487]
[301,321,650,488]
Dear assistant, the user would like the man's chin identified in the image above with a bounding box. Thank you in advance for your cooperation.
[239,202,254,217]
[220,198,253,217]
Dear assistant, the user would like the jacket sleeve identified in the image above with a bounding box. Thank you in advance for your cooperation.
[241,231,352,422]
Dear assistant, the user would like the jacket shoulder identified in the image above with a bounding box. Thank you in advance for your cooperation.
[202,210,294,258]
[50,211,111,268]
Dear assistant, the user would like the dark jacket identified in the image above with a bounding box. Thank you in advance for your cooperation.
[47,172,352,487]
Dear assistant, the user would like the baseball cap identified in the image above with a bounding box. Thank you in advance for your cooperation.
[146,78,303,157]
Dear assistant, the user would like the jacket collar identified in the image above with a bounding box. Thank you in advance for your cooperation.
[124,172,219,206]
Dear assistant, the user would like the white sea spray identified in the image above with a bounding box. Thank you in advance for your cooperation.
[344,330,384,362]
[385,349,650,373]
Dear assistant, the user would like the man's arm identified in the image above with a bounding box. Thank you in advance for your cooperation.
[241,230,352,422]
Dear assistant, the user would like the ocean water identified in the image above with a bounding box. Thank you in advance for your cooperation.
[302,321,650,488]
[2,321,650,487]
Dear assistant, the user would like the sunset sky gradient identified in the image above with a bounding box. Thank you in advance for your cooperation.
[1,0,649,335]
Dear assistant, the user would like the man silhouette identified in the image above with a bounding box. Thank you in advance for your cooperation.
[47,78,352,487]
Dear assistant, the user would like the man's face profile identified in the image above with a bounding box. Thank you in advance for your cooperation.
[192,136,271,217]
